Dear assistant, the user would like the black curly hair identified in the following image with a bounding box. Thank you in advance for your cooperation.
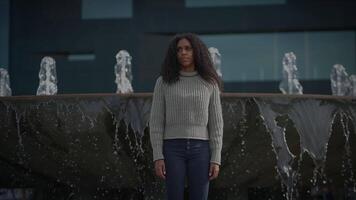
[160,33,223,91]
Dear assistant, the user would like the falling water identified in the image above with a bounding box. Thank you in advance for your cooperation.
[255,98,298,199]
[1,94,355,199]
[340,110,356,198]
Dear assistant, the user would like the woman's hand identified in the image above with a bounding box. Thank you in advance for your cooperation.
[209,163,220,180]
[154,159,166,180]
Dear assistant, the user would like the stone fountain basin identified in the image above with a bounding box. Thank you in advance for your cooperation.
[0,93,355,198]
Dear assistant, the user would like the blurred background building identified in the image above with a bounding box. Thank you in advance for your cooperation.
[1,0,356,95]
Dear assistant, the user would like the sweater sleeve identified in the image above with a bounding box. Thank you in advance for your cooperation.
[208,84,224,165]
[149,76,165,162]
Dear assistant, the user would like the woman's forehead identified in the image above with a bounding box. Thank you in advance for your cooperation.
[177,38,191,46]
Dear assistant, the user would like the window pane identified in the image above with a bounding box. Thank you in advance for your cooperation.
[200,31,356,82]
[82,0,132,19]
[186,0,286,8]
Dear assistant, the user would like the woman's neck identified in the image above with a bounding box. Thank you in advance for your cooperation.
[179,70,198,77]
[180,66,195,72]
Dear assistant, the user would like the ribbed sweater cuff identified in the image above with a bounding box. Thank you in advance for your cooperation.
[210,148,222,165]
[153,146,164,162]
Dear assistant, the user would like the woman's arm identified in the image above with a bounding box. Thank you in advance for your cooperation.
[149,77,166,162]
[208,84,224,165]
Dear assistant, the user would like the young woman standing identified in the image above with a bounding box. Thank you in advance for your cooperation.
[150,33,223,200]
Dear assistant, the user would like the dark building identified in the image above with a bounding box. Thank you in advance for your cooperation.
[1,0,356,95]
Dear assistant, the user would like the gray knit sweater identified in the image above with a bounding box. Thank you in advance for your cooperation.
[149,70,224,165]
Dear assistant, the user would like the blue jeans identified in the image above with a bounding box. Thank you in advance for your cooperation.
[163,139,210,200]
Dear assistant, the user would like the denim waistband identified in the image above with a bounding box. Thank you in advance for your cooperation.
[164,138,209,142]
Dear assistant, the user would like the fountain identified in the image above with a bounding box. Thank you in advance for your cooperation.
[115,50,134,94]
[330,64,350,96]
[0,49,356,199]
[0,68,12,97]
[36,57,58,96]
[279,52,303,95]
[0,92,355,199]
[209,47,223,78]
[350,75,356,97]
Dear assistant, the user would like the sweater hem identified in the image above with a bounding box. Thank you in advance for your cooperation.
[164,125,209,140]
[163,136,210,140]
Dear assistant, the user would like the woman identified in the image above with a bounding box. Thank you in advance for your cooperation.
[149,33,224,200]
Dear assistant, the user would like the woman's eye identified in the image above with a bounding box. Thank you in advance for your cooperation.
[177,47,192,52]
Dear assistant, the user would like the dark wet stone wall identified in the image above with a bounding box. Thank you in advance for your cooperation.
[0,93,355,199]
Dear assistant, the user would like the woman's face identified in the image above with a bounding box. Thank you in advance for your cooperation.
[177,38,194,69]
